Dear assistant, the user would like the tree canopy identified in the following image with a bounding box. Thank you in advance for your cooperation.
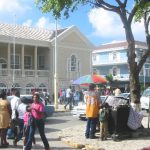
[35,0,150,105]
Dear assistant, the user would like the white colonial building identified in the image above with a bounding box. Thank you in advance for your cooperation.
[0,23,94,94]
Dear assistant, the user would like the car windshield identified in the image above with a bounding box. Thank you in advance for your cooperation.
[142,89,150,97]
[119,93,129,98]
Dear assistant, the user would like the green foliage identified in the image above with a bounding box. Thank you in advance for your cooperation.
[35,0,88,18]
[105,74,113,83]
[134,0,150,22]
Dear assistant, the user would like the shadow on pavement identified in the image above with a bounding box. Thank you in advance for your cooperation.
[51,147,79,150]
[45,118,70,124]
[35,137,61,142]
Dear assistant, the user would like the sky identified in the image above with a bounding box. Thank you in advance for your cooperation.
[0,0,148,46]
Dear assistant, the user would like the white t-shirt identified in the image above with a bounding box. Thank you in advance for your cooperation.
[66,88,72,98]
[17,103,27,119]
[10,96,21,119]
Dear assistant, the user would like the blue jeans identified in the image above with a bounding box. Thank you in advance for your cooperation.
[85,117,97,138]
[7,128,13,137]
[25,125,35,150]
[25,119,49,150]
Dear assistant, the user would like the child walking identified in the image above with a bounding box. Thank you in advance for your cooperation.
[99,103,109,141]
[23,106,35,150]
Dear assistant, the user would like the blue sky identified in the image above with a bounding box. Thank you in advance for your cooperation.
[0,0,148,46]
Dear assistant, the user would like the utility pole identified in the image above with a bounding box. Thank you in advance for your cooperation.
[54,18,58,109]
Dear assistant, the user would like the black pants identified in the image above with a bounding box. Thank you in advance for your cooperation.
[64,97,72,110]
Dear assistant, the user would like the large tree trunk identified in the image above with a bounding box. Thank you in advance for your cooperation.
[124,23,141,106]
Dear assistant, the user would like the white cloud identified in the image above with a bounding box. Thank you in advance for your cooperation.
[22,19,33,27]
[36,17,61,30]
[0,0,31,14]
[22,17,61,30]
[88,8,146,41]
[88,9,124,38]
[132,20,146,41]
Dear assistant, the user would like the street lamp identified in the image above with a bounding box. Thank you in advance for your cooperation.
[54,18,58,109]
[12,14,16,87]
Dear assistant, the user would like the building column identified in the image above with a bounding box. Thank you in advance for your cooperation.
[21,45,25,77]
[34,46,37,77]
[7,43,10,77]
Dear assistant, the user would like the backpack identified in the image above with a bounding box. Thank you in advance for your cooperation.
[99,109,106,122]
[27,113,34,126]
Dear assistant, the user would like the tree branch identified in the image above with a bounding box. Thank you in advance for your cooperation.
[115,0,123,6]
[128,6,137,24]
[138,50,150,72]
[96,0,120,13]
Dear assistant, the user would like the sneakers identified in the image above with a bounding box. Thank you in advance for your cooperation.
[23,146,26,150]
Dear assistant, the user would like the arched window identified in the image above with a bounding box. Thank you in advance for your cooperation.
[25,83,35,94]
[0,83,7,91]
[71,55,76,71]
[113,67,117,76]
[113,51,117,61]
[39,83,47,92]
[67,55,80,72]
[0,58,7,68]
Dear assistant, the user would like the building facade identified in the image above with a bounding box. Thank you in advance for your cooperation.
[0,23,93,94]
[92,41,149,91]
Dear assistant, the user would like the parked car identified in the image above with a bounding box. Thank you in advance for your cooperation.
[7,94,54,117]
[71,96,107,120]
[140,87,150,111]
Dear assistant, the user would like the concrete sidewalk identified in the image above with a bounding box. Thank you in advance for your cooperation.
[59,116,150,150]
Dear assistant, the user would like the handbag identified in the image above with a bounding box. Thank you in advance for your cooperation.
[127,107,143,130]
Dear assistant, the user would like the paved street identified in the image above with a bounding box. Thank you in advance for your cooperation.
[6,111,83,150]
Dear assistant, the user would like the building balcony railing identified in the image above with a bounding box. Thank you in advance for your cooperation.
[93,59,127,66]
[113,74,129,81]
[0,69,50,77]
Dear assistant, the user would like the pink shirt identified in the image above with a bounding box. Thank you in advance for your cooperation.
[31,102,44,119]
[23,112,30,125]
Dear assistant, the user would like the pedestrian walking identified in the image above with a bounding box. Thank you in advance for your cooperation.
[64,86,73,110]
[25,93,50,150]
[0,90,11,148]
[85,83,100,139]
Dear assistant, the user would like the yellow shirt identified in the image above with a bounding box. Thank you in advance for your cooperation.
[0,99,10,128]
[86,91,100,118]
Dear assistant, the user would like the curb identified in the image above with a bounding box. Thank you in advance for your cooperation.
[61,138,85,149]
[61,138,106,150]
